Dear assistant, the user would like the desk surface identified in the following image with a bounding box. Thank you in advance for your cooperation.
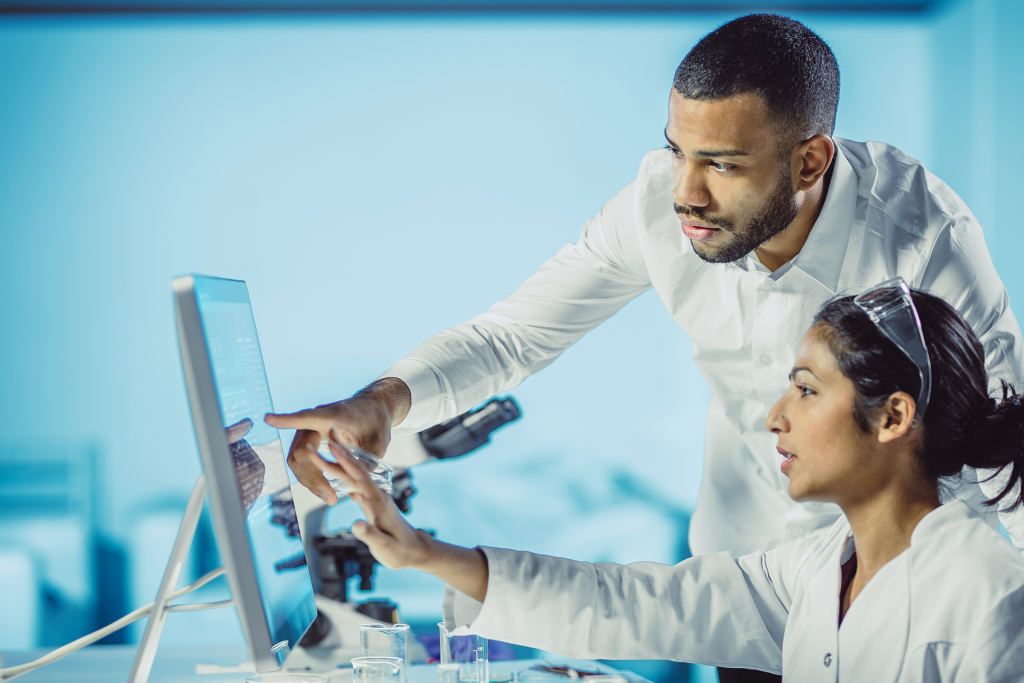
[2,645,652,683]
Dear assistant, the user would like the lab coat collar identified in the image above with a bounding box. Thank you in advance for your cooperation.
[825,503,972,682]
[910,499,973,544]
[836,500,970,560]
[787,143,858,295]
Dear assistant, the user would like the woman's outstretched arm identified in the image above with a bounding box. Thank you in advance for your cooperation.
[316,429,796,669]
[310,432,489,602]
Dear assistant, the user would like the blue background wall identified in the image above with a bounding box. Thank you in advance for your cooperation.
[1,0,1022,678]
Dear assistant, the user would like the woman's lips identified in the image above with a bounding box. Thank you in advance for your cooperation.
[778,447,797,474]
[680,219,720,242]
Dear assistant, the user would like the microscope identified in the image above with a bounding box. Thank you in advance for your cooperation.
[285,397,520,671]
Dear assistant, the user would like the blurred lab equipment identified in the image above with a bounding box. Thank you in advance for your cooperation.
[351,656,403,683]
[517,665,630,681]
[0,442,101,649]
[360,623,410,683]
[439,621,488,683]
[384,397,522,512]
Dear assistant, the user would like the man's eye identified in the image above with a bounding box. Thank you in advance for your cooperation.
[711,162,734,172]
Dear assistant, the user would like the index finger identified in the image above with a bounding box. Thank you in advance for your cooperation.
[265,409,333,433]
[226,418,254,444]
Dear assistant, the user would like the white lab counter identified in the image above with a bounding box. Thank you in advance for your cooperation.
[1,645,653,683]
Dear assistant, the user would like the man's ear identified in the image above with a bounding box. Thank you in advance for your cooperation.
[876,391,917,444]
[794,134,835,192]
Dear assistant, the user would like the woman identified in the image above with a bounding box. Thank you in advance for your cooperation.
[314,282,1024,680]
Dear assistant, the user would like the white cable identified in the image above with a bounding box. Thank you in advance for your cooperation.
[0,567,228,681]
[166,600,234,612]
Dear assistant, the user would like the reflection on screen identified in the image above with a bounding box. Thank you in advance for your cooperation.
[194,277,314,650]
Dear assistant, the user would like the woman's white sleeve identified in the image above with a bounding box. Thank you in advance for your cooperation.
[442,547,786,673]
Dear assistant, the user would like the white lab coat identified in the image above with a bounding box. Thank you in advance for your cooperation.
[380,141,1024,558]
[443,501,1024,681]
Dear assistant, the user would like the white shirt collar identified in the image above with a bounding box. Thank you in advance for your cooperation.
[738,142,859,293]
[790,142,858,294]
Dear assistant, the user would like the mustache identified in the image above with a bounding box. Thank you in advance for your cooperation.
[674,203,733,230]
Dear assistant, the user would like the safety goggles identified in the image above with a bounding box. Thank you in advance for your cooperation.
[853,277,932,424]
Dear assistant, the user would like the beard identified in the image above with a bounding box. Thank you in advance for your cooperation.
[678,165,800,265]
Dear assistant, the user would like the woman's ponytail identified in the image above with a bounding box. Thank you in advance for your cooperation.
[968,382,1024,511]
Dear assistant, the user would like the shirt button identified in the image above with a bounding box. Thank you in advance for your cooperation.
[760,355,772,365]
[824,653,832,667]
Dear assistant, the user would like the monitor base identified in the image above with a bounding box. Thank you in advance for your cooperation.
[129,474,213,683]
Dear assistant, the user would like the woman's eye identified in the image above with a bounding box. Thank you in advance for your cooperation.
[798,385,815,397]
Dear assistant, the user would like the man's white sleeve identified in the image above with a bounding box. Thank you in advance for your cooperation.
[380,180,652,432]
[441,547,788,673]
[919,217,1024,551]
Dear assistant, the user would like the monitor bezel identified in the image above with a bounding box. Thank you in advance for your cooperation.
[173,274,314,671]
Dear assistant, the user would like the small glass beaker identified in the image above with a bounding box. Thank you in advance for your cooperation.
[438,622,488,683]
[438,663,461,683]
[359,623,410,683]
[351,656,402,683]
[318,440,394,496]
[245,674,329,683]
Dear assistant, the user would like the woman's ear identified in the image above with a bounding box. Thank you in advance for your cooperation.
[876,391,918,444]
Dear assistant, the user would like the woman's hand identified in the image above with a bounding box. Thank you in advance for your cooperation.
[313,430,490,602]
[312,431,433,570]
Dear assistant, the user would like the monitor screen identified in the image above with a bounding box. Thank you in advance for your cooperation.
[191,276,316,655]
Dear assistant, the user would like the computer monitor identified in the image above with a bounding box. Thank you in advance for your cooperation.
[173,274,317,671]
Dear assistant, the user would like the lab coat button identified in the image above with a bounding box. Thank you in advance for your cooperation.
[760,355,772,365]
[824,653,832,667]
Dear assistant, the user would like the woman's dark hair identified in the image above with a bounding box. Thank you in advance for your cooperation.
[814,290,1024,511]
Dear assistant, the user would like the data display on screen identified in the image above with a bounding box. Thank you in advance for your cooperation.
[193,276,315,650]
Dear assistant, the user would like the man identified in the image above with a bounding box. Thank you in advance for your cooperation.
[268,14,1024,682]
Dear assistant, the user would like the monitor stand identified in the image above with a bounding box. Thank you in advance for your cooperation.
[129,475,215,683]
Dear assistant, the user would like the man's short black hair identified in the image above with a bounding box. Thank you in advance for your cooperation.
[674,14,840,148]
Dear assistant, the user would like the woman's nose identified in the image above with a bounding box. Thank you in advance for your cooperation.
[765,395,789,433]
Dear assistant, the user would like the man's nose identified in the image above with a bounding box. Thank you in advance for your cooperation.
[673,160,710,209]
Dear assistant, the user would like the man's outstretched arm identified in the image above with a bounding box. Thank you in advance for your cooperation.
[271,177,652,501]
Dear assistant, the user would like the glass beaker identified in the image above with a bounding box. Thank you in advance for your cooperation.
[359,623,410,683]
[351,656,402,683]
[318,440,394,496]
[438,622,488,683]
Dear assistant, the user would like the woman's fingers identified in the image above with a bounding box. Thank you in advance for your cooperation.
[305,445,357,486]
[351,521,401,569]
[325,438,379,493]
